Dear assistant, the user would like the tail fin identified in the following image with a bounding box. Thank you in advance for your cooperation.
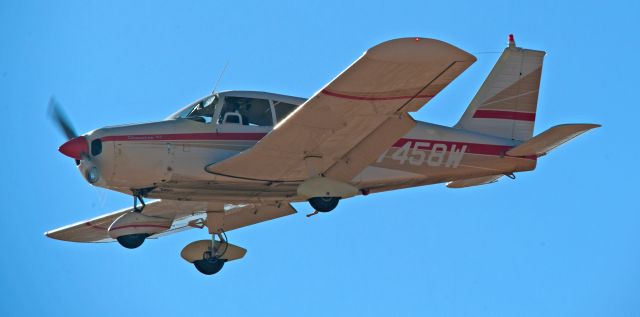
[455,35,546,140]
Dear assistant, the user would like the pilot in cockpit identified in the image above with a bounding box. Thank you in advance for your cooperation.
[237,104,250,125]
[219,99,250,125]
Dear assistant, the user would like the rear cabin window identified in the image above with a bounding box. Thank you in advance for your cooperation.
[218,97,273,126]
[273,101,298,123]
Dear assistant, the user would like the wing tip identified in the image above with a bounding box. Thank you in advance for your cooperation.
[43,228,65,241]
[367,37,477,63]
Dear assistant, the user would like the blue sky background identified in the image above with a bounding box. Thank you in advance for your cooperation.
[1,0,638,316]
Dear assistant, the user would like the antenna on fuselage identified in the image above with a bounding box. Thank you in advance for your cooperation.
[211,61,229,94]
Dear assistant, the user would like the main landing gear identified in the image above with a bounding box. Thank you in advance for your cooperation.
[116,233,149,249]
[111,188,155,249]
[193,232,228,275]
[130,187,155,212]
[308,197,340,212]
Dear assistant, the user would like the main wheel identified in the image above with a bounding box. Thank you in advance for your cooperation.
[308,197,340,212]
[116,233,149,249]
[193,258,226,275]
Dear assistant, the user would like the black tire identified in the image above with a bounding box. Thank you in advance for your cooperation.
[193,259,226,275]
[116,233,149,249]
[308,197,340,212]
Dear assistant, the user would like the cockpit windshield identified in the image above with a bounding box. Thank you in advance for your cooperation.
[166,94,218,122]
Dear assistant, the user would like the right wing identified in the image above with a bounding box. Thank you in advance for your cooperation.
[207,38,476,182]
[45,200,296,243]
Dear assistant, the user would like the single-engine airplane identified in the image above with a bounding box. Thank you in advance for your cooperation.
[47,35,599,275]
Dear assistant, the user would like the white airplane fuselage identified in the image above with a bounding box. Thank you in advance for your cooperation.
[73,93,536,205]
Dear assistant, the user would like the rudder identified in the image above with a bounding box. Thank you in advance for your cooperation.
[455,35,546,141]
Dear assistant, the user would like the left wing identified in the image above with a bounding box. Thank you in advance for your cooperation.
[45,200,296,243]
[206,38,476,182]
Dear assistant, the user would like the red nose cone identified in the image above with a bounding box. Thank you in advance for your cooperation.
[59,136,89,160]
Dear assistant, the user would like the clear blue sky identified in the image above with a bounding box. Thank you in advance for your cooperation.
[1,0,638,316]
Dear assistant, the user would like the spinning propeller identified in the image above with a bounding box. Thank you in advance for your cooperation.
[48,97,89,160]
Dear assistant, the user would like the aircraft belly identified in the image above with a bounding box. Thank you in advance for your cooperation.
[148,180,300,203]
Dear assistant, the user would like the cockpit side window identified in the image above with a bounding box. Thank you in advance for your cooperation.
[273,100,298,123]
[218,97,273,126]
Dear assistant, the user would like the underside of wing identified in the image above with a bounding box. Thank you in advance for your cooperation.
[206,38,476,182]
[45,200,296,243]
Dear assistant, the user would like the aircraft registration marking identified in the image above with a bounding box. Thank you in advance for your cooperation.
[377,142,468,168]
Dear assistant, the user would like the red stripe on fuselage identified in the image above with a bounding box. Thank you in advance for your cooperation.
[321,89,434,101]
[392,138,536,160]
[100,133,534,159]
[472,110,536,122]
[102,132,267,142]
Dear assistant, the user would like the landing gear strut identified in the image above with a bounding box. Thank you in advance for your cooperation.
[133,194,145,212]
[131,188,154,212]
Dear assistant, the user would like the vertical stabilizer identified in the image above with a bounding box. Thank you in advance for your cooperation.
[455,35,546,140]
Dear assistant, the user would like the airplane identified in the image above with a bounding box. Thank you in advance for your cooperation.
[46,35,599,276]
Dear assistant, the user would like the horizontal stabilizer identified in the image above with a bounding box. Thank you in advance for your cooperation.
[447,174,502,188]
[507,124,600,157]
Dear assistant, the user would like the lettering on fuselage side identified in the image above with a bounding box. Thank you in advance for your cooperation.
[427,143,447,166]
[445,144,467,168]
[376,149,391,164]
[376,141,468,168]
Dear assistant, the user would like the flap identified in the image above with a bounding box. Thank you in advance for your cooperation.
[447,174,503,188]
[206,38,476,182]
[507,124,600,157]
